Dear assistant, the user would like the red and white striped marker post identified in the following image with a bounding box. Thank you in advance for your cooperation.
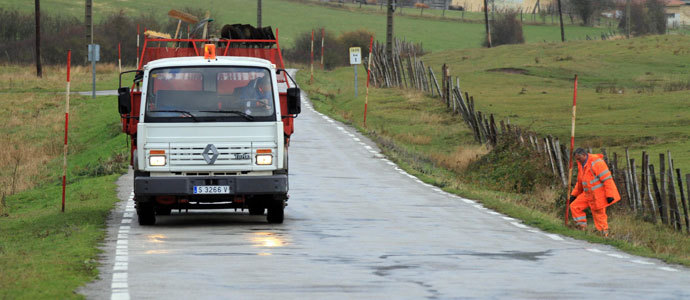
[364,36,373,127]
[62,50,71,213]
[565,75,578,225]
[118,42,122,73]
[310,29,314,84]
[320,28,325,69]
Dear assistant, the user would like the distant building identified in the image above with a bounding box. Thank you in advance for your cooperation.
[665,0,690,28]
[450,0,550,12]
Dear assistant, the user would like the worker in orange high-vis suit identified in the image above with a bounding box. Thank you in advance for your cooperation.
[570,148,621,237]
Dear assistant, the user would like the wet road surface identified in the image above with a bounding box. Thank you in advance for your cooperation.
[82,91,690,300]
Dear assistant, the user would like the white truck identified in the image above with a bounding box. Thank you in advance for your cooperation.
[117,32,300,225]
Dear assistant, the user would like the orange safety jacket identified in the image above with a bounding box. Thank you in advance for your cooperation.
[571,153,621,210]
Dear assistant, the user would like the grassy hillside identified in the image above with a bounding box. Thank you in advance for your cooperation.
[4,0,610,51]
[298,35,690,265]
[0,68,128,298]
[422,35,690,171]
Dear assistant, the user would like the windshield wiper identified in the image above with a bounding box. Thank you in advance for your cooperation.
[149,110,199,122]
[199,110,255,121]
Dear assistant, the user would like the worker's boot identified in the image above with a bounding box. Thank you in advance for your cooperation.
[601,230,609,238]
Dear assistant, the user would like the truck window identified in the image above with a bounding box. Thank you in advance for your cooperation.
[145,67,276,123]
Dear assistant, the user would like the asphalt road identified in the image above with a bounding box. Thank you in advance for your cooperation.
[81,91,690,300]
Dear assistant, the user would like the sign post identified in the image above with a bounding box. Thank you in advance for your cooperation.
[349,47,362,97]
[88,43,100,99]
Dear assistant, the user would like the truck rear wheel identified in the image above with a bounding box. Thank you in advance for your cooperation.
[266,200,284,224]
[136,200,156,225]
[248,207,265,215]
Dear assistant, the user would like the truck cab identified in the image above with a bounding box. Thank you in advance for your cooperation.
[118,34,299,225]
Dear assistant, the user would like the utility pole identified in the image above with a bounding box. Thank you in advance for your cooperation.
[35,0,42,78]
[257,0,262,28]
[483,0,491,48]
[386,0,394,62]
[557,0,565,42]
[626,0,631,38]
[85,0,92,45]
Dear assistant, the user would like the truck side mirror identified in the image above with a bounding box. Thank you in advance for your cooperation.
[286,87,301,115]
[118,87,131,114]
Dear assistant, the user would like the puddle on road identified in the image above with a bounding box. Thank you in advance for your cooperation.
[379,250,552,262]
[466,250,551,261]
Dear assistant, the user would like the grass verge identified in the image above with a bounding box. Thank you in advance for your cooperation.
[296,42,690,266]
[0,91,128,298]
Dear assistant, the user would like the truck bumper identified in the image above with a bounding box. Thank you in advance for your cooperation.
[134,175,288,196]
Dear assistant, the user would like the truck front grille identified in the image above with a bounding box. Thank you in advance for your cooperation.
[169,144,252,166]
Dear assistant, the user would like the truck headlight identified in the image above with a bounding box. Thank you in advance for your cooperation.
[256,154,273,165]
[149,155,166,166]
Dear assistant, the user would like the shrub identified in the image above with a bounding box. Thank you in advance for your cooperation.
[283,29,374,70]
[0,8,218,66]
[484,12,525,47]
[618,0,666,36]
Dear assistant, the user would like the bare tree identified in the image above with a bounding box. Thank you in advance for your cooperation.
[35,0,42,78]
[483,0,491,48]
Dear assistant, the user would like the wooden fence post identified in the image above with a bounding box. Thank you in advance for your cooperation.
[650,164,667,224]
[676,170,689,233]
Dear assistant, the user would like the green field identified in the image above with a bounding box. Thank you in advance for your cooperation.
[297,34,690,265]
[422,35,690,172]
[0,83,128,297]
[3,0,611,51]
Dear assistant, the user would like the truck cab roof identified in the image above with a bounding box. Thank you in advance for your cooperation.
[144,56,276,71]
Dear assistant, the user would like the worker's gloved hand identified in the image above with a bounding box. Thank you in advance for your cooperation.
[569,195,576,202]
[607,197,614,204]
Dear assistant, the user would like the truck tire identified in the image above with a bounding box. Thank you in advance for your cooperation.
[266,200,284,224]
[136,200,156,225]
[155,207,172,216]
[249,207,265,215]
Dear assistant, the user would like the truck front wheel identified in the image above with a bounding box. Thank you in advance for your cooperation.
[266,200,285,224]
[136,198,156,225]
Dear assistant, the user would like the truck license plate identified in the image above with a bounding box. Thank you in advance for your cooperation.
[193,186,230,194]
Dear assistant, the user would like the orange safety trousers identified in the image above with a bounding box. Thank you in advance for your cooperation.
[570,193,608,231]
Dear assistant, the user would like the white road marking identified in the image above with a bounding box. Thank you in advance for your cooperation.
[123,212,133,218]
[606,253,629,259]
[353,138,361,142]
[630,259,655,265]
[112,272,128,281]
[658,267,679,272]
[111,292,130,300]
[586,248,606,254]
[121,218,132,224]
[461,199,475,204]
[510,222,528,229]
[337,126,344,130]
[527,230,539,233]
[386,162,396,166]
[113,262,128,271]
[502,217,516,221]
[364,145,373,150]
[544,234,564,241]
[117,234,128,239]
[111,282,128,289]
[115,256,128,262]
[487,211,500,215]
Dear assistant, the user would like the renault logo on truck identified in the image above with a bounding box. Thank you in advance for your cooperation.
[202,144,219,164]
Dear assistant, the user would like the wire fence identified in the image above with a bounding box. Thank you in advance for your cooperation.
[367,41,690,233]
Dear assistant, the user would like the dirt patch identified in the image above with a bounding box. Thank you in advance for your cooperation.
[487,67,529,75]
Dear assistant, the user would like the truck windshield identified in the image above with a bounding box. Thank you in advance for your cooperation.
[145,66,276,122]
